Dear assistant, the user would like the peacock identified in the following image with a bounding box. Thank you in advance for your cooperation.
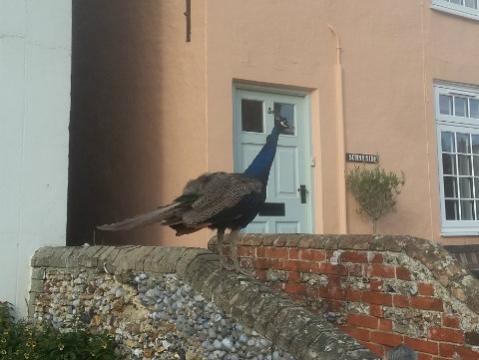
[97,113,291,271]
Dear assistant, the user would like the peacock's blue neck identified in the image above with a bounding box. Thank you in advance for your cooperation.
[243,126,280,185]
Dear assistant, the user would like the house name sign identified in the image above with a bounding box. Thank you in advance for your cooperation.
[346,153,379,164]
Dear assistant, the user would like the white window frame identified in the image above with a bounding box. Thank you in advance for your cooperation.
[431,0,479,21]
[435,82,479,236]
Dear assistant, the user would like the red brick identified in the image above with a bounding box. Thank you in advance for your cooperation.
[268,258,282,269]
[368,264,396,278]
[369,253,384,263]
[284,282,306,294]
[411,297,443,311]
[276,259,299,271]
[347,314,379,329]
[393,294,410,308]
[256,247,266,257]
[404,337,439,355]
[346,288,362,301]
[327,299,344,312]
[370,279,383,291]
[442,314,460,329]
[344,326,371,342]
[360,341,385,357]
[379,319,393,331]
[369,304,383,317]
[370,331,403,347]
[362,291,393,306]
[318,263,347,275]
[429,327,465,344]
[288,271,301,282]
[299,249,326,261]
[418,282,435,297]
[340,251,368,263]
[253,258,271,270]
[264,247,289,259]
[439,343,455,357]
[396,267,412,280]
[297,261,321,273]
[455,346,479,360]
[319,286,346,300]
[288,248,299,259]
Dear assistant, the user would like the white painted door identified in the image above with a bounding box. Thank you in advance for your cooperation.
[234,88,313,233]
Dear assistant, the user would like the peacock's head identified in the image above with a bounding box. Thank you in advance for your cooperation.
[274,114,294,134]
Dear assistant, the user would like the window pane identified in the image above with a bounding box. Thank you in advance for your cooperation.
[445,200,459,220]
[442,154,457,175]
[457,133,471,153]
[441,131,456,152]
[444,177,458,197]
[455,97,468,117]
[461,200,474,220]
[439,95,453,115]
[470,99,479,118]
[241,99,263,132]
[451,0,464,4]
[473,156,479,176]
[475,178,479,197]
[465,0,477,8]
[472,135,479,154]
[460,178,473,198]
[273,102,295,135]
[458,155,472,175]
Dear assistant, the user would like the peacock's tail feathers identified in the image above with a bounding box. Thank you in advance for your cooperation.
[96,202,183,231]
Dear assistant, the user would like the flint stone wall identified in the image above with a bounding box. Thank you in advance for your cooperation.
[209,234,479,360]
[30,245,376,360]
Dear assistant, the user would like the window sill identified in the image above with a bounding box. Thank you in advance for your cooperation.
[441,228,479,237]
[431,2,479,22]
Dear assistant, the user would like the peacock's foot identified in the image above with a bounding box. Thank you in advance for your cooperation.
[219,258,251,276]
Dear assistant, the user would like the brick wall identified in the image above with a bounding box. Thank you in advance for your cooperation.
[210,234,479,360]
[30,246,377,360]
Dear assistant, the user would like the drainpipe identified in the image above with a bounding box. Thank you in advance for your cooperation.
[328,24,348,234]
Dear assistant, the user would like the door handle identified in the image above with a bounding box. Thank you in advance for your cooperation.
[298,185,307,204]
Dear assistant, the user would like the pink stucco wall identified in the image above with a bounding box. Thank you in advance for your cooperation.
[70,1,479,247]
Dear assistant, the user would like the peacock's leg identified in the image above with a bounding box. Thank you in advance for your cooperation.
[217,228,227,268]
[230,229,250,275]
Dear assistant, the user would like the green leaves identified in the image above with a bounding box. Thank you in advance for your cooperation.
[346,166,405,233]
[0,302,122,360]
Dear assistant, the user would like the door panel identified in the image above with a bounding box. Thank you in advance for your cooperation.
[276,147,298,197]
[234,88,313,234]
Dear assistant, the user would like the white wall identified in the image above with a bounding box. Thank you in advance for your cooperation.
[0,0,71,315]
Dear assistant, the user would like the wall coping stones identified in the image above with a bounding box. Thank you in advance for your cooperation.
[31,245,378,360]
[209,234,479,314]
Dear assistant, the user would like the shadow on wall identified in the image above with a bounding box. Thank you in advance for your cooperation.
[68,1,166,246]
